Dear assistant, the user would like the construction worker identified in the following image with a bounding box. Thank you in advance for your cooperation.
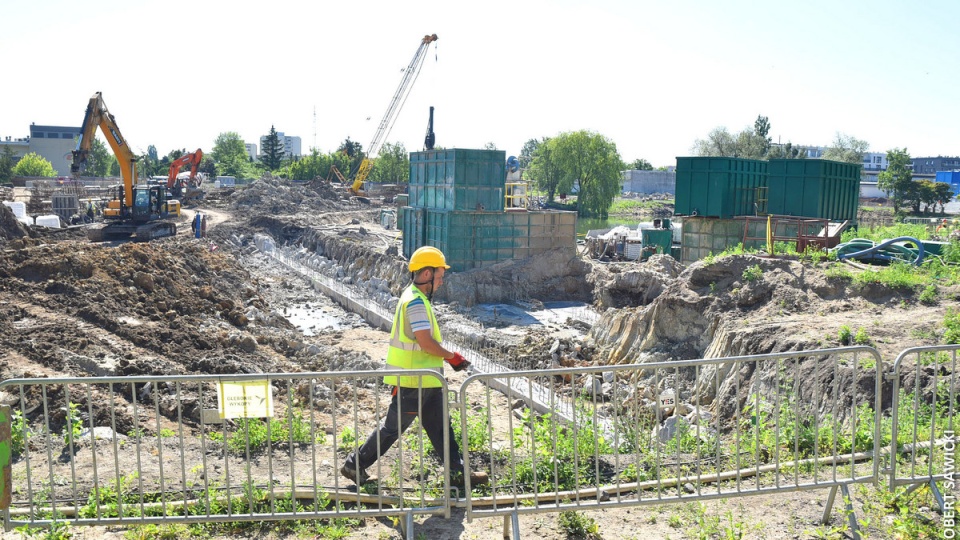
[341,246,488,488]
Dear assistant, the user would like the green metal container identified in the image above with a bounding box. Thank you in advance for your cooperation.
[674,157,767,218]
[422,209,576,272]
[766,159,861,222]
[401,206,425,258]
[410,149,506,188]
[408,149,506,212]
[641,228,672,260]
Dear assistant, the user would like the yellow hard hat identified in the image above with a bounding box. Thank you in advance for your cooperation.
[409,246,450,272]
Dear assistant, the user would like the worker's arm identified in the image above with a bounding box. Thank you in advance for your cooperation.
[413,329,454,360]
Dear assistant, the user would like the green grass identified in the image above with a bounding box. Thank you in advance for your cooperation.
[841,223,931,243]
[608,198,674,214]
[221,409,326,455]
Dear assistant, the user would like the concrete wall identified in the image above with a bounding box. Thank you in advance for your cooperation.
[621,170,676,195]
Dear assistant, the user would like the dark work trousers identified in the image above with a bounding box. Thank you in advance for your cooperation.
[345,386,464,474]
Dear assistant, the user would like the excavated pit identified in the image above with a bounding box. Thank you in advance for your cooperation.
[2,176,957,436]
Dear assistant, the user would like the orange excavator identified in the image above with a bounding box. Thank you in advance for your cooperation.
[167,148,204,204]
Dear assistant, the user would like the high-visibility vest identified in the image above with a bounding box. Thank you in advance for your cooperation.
[384,284,443,388]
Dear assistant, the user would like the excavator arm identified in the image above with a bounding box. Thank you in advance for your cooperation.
[166,149,204,190]
[72,92,139,210]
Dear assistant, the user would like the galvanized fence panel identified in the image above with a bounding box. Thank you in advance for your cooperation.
[458,347,883,525]
[889,345,960,506]
[0,370,452,535]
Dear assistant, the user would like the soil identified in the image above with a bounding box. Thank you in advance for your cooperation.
[1,180,954,539]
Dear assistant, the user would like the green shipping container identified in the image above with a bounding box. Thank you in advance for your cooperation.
[675,157,767,219]
[766,159,861,222]
[422,209,576,272]
[410,149,506,189]
[401,207,425,259]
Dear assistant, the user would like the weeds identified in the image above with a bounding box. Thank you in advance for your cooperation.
[853,327,870,345]
[62,402,83,447]
[838,325,852,345]
[558,509,600,538]
[919,284,939,305]
[223,409,325,454]
[944,309,960,344]
[742,265,763,282]
[11,409,28,455]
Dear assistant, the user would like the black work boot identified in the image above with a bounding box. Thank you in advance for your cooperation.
[340,463,370,485]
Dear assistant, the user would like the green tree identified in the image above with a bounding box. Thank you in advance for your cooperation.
[766,141,807,159]
[934,182,955,214]
[483,142,498,150]
[692,126,767,159]
[260,125,284,171]
[551,130,623,218]
[527,137,566,202]
[519,138,541,170]
[754,115,772,155]
[877,148,913,214]
[12,152,56,177]
[288,148,333,181]
[914,179,938,214]
[692,117,778,160]
[822,133,869,164]
[628,158,653,170]
[86,138,117,178]
[336,137,365,176]
[213,132,256,180]
[368,142,409,184]
[0,145,18,183]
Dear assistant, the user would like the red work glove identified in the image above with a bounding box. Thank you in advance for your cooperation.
[447,352,471,372]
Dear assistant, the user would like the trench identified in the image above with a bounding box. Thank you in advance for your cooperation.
[254,234,612,432]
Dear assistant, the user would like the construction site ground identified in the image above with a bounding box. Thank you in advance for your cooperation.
[0,179,952,539]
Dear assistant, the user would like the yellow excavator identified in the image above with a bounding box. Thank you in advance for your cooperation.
[72,92,179,242]
[334,34,438,197]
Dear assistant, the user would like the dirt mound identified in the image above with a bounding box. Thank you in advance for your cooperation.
[591,254,949,365]
[0,204,33,242]
[229,175,354,216]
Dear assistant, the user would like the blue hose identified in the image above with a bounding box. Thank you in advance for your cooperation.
[834,236,925,265]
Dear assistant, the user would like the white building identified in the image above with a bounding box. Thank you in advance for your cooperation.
[862,152,888,172]
[259,132,301,158]
[245,143,258,162]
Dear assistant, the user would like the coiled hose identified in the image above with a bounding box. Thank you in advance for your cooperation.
[833,236,925,265]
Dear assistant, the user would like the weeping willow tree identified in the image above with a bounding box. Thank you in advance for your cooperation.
[528,130,623,217]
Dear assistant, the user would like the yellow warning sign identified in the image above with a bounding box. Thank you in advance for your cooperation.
[217,380,274,419]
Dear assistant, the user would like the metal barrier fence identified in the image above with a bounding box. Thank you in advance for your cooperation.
[0,370,452,538]
[14,344,959,539]
[459,347,883,537]
[889,345,960,511]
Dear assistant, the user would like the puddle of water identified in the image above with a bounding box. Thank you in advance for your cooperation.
[285,305,342,336]
[472,302,595,327]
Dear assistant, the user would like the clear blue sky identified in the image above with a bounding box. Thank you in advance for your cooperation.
[2,0,958,168]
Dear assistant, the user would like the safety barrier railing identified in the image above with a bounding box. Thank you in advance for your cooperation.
[0,370,451,538]
[889,345,960,511]
[459,347,883,538]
